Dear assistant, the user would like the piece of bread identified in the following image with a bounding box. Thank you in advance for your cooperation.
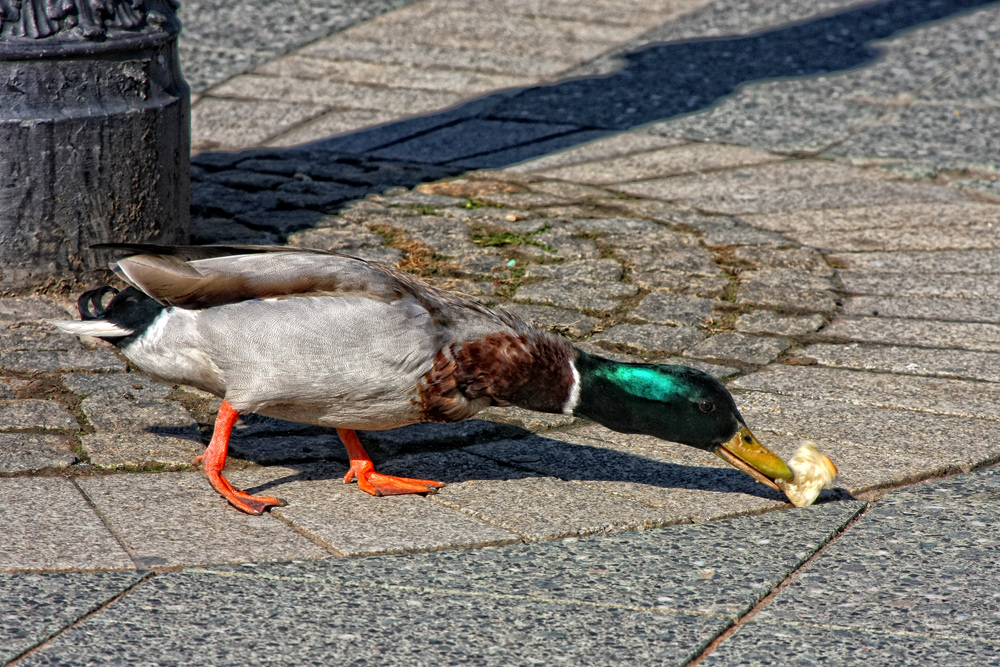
[775,441,838,507]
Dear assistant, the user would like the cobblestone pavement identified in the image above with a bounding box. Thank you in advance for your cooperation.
[4,0,1000,664]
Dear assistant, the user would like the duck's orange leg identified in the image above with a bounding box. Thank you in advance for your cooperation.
[195,400,287,515]
[338,428,445,496]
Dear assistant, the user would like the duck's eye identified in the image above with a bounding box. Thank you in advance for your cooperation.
[698,400,716,413]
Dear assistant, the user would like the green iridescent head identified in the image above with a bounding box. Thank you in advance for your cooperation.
[572,351,745,450]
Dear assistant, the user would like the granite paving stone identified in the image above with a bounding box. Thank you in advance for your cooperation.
[0,323,82,351]
[264,108,401,147]
[62,372,174,401]
[686,333,790,366]
[707,466,1000,665]
[737,271,840,312]
[828,249,1000,275]
[228,433,350,465]
[632,269,731,298]
[0,571,146,664]
[0,477,135,572]
[466,435,789,520]
[839,295,1000,323]
[591,324,707,356]
[17,501,861,666]
[732,365,1000,422]
[80,432,205,470]
[801,343,1000,384]
[0,433,76,473]
[533,143,781,184]
[631,292,716,327]
[731,246,833,275]
[525,258,623,282]
[191,98,328,151]
[738,201,1000,235]
[803,222,1000,252]
[75,473,330,568]
[514,277,638,311]
[837,271,1000,301]
[504,303,600,336]
[0,297,71,321]
[507,130,688,173]
[736,392,1000,488]
[735,311,826,336]
[0,349,126,372]
[230,461,520,557]
[0,400,79,431]
[819,317,1000,352]
[478,405,579,431]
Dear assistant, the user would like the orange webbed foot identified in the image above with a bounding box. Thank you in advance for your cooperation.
[343,460,445,497]
[205,468,287,515]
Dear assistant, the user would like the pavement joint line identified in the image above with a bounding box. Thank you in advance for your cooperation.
[747,618,1000,646]
[4,570,156,666]
[183,567,732,620]
[70,477,141,570]
[684,500,871,666]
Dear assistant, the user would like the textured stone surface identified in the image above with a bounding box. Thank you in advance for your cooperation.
[514,278,638,311]
[0,349,126,372]
[0,434,76,473]
[76,473,329,568]
[838,270,1000,301]
[231,462,520,557]
[504,303,600,336]
[839,295,1000,324]
[591,324,706,356]
[801,343,1000,384]
[0,400,79,431]
[0,478,134,572]
[735,311,826,336]
[686,333,790,366]
[819,317,1000,353]
[0,571,145,664]
[632,292,716,327]
[508,130,688,173]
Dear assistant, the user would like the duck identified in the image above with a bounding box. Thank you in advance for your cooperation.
[51,244,793,514]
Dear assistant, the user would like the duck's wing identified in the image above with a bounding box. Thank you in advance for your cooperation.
[100,244,413,310]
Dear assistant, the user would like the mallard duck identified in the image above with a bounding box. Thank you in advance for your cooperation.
[52,245,793,514]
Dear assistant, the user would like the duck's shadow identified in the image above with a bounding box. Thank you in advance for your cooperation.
[233,419,800,502]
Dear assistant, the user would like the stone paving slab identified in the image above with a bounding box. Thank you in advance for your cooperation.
[16,501,862,666]
[739,201,1000,235]
[0,570,146,664]
[0,433,76,473]
[801,343,1000,384]
[229,462,521,557]
[732,365,1000,422]
[0,478,135,572]
[819,317,1000,352]
[0,400,78,431]
[75,473,330,568]
[839,295,1000,324]
[706,466,1000,665]
[736,392,1000,492]
[837,271,1000,301]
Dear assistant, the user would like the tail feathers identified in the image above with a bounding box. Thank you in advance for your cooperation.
[48,319,134,338]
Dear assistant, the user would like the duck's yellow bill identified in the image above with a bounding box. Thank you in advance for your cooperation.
[715,425,793,491]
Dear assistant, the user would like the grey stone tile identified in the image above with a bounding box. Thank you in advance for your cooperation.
[191,97,327,151]
[0,322,82,351]
[838,271,1000,301]
[819,316,1000,353]
[0,477,135,572]
[953,177,1000,201]
[828,249,1000,275]
[264,108,401,147]
[78,397,203,468]
[805,222,1000,252]
[76,472,330,568]
[372,119,581,164]
[736,392,1000,490]
[826,105,1000,172]
[703,624,1000,666]
[0,433,76,473]
[632,292,716,327]
[254,55,529,94]
[478,405,579,431]
[466,435,788,521]
[525,258,623,282]
[80,433,204,470]
[228,433,349,465]
[514,278,638,311]
[738,466,1000,646]
[534,143,780,184]
[358,420,519,461]
[732,365,1000,422]
[62,372,173,401]
[686,333,790,366]
[298,36,577,78]
[802,343,1000,384]
[737,269,840,312]
[504,304,600,336]
[20,570,724,666]
[0,571,145,663]
[0,297,71,321]
[740,201,1000,235]
[231,461,519,557]
[506,130,688,173]
[731,246,833,275]
[632,270,731,298]
[735,311,826,336]
[211,75,465,115]
[0,400,78,431]
[591,324,706,356]
[0,349,126,372]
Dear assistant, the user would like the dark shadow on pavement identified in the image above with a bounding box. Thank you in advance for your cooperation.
[190,0,1000,243]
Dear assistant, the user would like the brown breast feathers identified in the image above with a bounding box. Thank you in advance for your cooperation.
[418,331,577,421]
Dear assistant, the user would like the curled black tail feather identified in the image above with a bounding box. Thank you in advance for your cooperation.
[78,286,120,320]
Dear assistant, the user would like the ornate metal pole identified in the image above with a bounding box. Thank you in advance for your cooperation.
[0,0,189,290]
